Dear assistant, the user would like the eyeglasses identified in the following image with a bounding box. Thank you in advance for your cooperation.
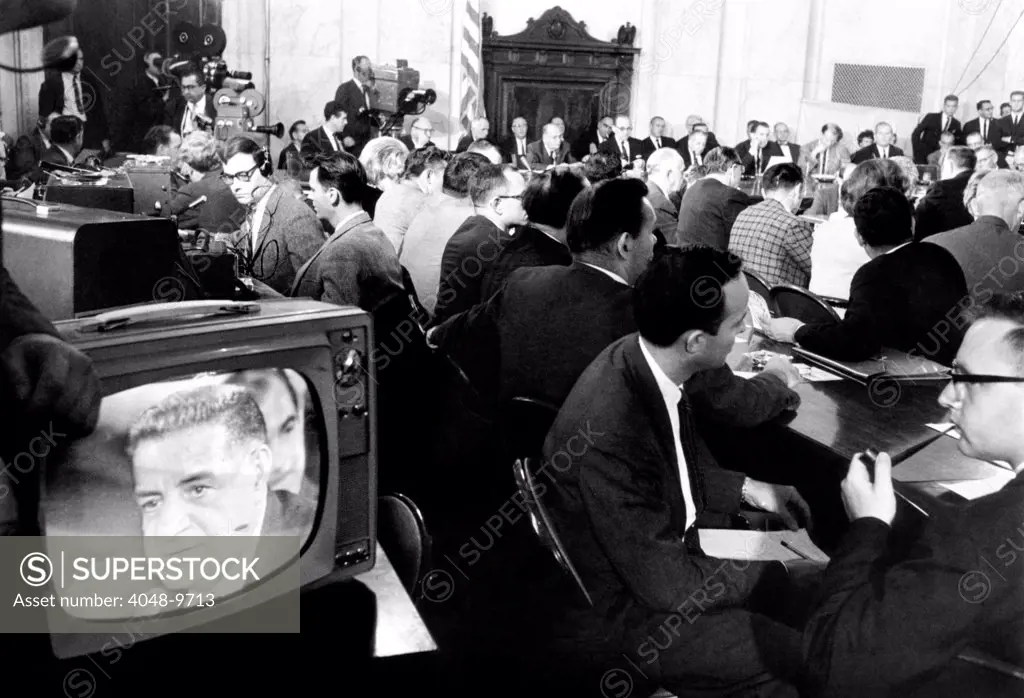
[948,362,1024,385]
[494,194,523,202]
[220,164,260,184]
[413,125,434,134]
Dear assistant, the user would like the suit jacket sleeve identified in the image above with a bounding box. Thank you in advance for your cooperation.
[723,189,753,233]
[319,244,361,307]
[578,444,771,613]
[430,286,502,396]
[803,517,988,695]
[38,74,61,119]
[913,187,946,241]
[0,266,60,352]
[282,203,326,277]
[300,133,322,169]
[685,367,799,428]
[793,264,883,360]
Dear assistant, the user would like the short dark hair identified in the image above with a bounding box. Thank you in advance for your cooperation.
[945,145,977,172]
[944,94,959,104]
[224,135,265,164]
[126,384,267,458]
[352,55,369,71]
[964,293,1024,370]
[1001,102,1012,110]
[179,64,205,86]
[324,100,345,120]
[822,123,844,140]
[703,146,741,174]
[468,164,513,206]
[313,151,367,205]
[634,245,743,346]
[761,162,803,192]
[288,120,306,139]
[857,129,874,143]
[1011,91,1024,100]
[746,120,759,134]
[442,152,490,196]
[142,124,173,154]
[940,130,957,142]
[977,99,992,111]
[522,165,588,229]
[404,145,449,179]
[853,186,913,247]
[566,178,647,254]
[841,159,909,215]
[50,116,82,145]
[583,152,622,183]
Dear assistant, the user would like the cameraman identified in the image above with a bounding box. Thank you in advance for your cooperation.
[334,55,377,157]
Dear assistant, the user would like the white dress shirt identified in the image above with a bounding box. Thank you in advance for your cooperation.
[579,262,628,286]
[638,336,698,533]
[353,78,371,109]
[249,184,278,253]
[61,72,87,122]
[808,210,870,301]
[619,140,630,161]
[181,95,208,136]
[877,145,889,159]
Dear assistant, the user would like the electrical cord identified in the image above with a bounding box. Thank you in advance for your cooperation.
[950,0,1003,94]
[957,6,1024,97]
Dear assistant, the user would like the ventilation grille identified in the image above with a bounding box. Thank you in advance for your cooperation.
[831,63,924,113]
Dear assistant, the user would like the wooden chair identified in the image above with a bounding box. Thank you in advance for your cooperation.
[377,492,431,602]
[770,284,841,325]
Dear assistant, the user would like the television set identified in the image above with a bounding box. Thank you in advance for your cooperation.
[29,298,376,658]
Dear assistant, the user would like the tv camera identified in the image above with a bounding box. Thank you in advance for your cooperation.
[365,59,437,137]
[159,23,283,142]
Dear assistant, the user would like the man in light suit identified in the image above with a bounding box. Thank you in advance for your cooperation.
[801,123,851,177]
[543,246,814,697]
[912,94,963,164]
[334,55,378,157]
[644,148,685,246]
[222,136,325,296]
[525,123,576,168]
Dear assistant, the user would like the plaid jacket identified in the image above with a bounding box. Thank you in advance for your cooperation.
[728,198,813,288]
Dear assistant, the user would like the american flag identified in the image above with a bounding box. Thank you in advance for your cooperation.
[460,0,483,131]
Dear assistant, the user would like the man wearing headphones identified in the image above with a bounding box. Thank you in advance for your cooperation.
[221,136,325,295]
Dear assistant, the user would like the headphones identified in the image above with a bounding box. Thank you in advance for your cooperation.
[252,142,273,178]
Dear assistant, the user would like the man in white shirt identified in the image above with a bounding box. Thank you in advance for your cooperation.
[543,244,813,697]
[168,66,213,137]
[503,116,530,167]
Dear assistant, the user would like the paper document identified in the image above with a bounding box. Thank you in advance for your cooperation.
[937,471,1015,500]
[734,362,843,383]
[699,529,829,564]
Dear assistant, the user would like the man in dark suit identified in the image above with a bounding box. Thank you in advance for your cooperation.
[8,115,53,182]
[524,123,576,168]
[675,146,754,250]
[572,115,613,160]
[962,99,1003,147]
[997,90,1024,161]
[39,115,81,169]
[926,170,1024,298]
[399,116,436,153]
[277,120,308,171]
[38,42,110,153]
[914,146,976,241]
[301,101,348,169]
[736,121,783,177]
[455,117,494,153]
[127,52,171,152]
[911,94,963,163]
[433,164,527,323]
[639,116,678,160]
[804,293,1024,696]
[222,136,325,295]
[677,119,720,165]
[165,65,217,138]
[772,122,802,164]
[478,165,584,299]
[851,122,904,163]
[768,187,968,365]
[543,246,813,697]
[678,128,710,169]
[334,55,378,157]
[644,148,685,246]
[598,115,644,169]
[500,116,530,167]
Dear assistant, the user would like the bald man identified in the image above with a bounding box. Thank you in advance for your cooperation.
[645,148,686,246]
[400,116,435,151]
[456,117,493,153]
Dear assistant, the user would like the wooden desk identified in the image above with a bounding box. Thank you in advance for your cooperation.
[356,545,437,658]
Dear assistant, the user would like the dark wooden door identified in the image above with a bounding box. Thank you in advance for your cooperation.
[44,0,221,150]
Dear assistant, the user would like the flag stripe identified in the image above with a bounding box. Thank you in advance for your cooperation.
[460,0,482,133]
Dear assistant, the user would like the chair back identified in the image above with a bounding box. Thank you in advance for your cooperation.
[512,458,593,607]
[743,269,772,303]
[377,493,431,600]
[502,396,560,464]
[770,284,841,325]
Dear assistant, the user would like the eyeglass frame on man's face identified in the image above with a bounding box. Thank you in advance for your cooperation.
[947,360,1024,385]
[220,163,261,184]
[413,124,434,135]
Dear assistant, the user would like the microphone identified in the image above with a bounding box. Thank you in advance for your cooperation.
[249,123,285,139]
[186,195,208,210]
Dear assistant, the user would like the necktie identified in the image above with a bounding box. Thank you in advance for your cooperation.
[755,151,761,173]
[73,75,84,113]
[821,150,827,174]
[362,85,370,109]
[982,120,987,141]
[518,139,525,156]
[654,138,661,149]
[549,150,556,162]
[942,116,948,133]
[621,141,629,159]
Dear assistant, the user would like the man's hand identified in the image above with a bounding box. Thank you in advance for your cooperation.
[101,139,112,155]
[342,136,356,149]
[742,479,812,531]
[766,317,804,344]
[761,355,802,388]
[842,451,897,525]
[1,334,101,435]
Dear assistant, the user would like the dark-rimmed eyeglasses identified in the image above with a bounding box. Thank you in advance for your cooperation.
[495,194,524,202]
[220,164,260,184]
[949,362,1024,385]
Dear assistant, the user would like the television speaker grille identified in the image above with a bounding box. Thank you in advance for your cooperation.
[831,63,924,113]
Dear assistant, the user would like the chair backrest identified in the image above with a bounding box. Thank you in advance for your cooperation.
[770,284,841,325]
[512,458,593,607]
[377,493,430,599]
[502,396,560,463]
[743,269,772,303]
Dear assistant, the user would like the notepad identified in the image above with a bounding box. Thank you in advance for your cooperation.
[937,471,1015,500]
[699,529,830,564]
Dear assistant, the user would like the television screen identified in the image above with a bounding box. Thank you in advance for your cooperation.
[42,367,322,619]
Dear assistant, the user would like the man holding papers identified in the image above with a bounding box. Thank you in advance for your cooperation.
[804,293,1024,696]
